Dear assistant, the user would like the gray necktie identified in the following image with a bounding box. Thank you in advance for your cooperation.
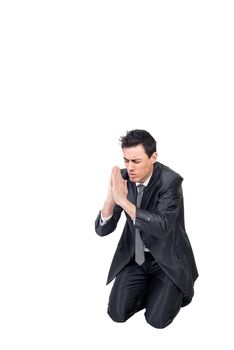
[135,184,145,265]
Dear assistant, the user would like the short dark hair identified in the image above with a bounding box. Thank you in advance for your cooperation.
[119,129,157,158]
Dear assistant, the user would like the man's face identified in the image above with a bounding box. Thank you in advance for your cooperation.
[122,144,157,183]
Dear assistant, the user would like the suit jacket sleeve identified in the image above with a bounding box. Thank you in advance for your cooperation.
[135,176,183,239]
[95,205,123,237]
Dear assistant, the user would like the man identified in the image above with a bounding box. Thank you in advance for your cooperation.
[95,129,198,329]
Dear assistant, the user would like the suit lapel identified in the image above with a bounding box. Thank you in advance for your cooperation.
[140,162,160,209]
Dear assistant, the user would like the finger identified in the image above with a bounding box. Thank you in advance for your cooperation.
[112,167,119,181]
[114,166,122,180]
[111,172,117,187]
[112,166,119,172]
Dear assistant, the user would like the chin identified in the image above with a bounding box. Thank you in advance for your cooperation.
[130,177,139,183]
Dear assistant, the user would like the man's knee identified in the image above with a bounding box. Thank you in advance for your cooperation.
[107,304,131,322]
[145,313,177,329]
[107,300,136,323]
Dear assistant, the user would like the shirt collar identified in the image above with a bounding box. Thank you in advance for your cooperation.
[136,171,153,188]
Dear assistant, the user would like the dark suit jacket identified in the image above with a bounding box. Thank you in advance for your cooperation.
[95,162,198,306]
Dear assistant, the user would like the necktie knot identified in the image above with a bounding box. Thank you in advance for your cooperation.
[137,184,145,193]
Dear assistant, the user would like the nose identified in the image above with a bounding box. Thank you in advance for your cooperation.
[127,162,135,172]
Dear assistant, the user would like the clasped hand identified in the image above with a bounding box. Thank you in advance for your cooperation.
[110,166,128,206]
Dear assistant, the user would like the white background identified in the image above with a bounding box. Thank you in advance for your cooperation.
[0,1,233,349]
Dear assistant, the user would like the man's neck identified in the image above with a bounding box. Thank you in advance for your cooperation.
[136,171,153,187]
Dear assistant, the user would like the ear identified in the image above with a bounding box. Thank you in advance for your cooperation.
[151,152,157,164]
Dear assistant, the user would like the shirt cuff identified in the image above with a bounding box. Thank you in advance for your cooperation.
[100,212,113,226]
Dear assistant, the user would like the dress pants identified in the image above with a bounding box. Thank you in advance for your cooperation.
[107,252,183,328]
